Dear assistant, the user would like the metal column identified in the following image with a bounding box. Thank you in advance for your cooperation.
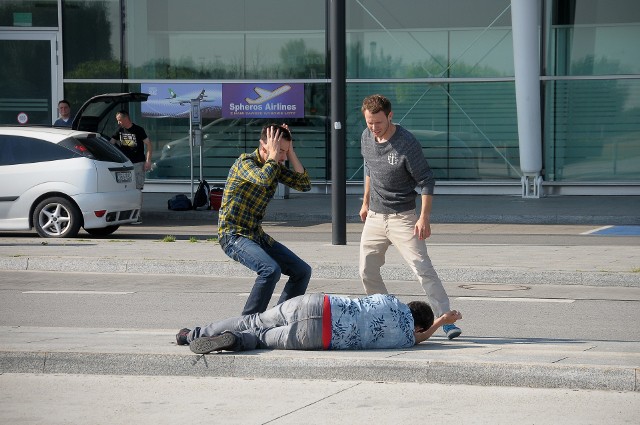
[329,0,346,244]
[189,99,202,201]
[511,0,544,197]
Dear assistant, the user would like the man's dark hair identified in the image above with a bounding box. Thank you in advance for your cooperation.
[58,99,70,107]
[407,301,434,330]
[116,110,130,118]
[260,124,292,141]
[361,94,392,116]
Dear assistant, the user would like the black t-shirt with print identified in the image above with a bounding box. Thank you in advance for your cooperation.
[112,123,148,163]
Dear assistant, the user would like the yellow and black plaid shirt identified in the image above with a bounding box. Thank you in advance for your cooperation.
[217,148,311,245]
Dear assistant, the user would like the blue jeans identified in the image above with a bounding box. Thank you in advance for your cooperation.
[220,234,312,314]
[190,293,324,351]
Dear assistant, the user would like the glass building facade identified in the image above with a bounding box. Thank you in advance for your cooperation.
[1,0,639,195]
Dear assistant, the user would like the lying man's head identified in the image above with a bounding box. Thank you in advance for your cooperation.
[407,300,434,331]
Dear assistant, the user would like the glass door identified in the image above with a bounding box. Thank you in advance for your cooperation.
[0,31,58,125]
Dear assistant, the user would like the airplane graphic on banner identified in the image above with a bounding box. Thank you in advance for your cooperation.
[141,83,222,118]
[245,85,291,105]
[167,88,210,105]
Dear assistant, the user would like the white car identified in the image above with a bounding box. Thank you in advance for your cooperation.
[0,93,149,238]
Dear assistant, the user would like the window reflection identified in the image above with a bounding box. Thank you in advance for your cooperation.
[346,0,514,79]
[552,0,640,76]
[63,0,121,79]
[546,79,640,181]
[553,25,640,75]
[126,0,326,79]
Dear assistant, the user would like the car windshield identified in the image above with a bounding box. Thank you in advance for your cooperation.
[58,134,129,163]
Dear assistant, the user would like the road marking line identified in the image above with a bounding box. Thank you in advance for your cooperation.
[582,225,612,235]
[455,296,574,303]
[585,225,640,236]
[23,291,134,295]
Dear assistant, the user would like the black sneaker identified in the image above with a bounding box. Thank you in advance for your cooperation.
[176,328,191,345]
[190,332,237,354]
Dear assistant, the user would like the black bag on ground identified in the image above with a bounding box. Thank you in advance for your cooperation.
[193,179,210,210]
[167,194,192,211]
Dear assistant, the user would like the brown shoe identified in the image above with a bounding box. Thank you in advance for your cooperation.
[176,328,191,345]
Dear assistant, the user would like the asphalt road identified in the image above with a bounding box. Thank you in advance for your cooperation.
[2,222,639,339]
[1,267,639,424]
[2,268,639,341]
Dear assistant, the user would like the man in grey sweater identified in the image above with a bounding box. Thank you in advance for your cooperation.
[358,94,462,340]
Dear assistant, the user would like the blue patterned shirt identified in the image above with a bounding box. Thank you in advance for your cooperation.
[329,294,415,349]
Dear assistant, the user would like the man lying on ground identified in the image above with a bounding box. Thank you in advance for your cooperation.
[176,293,462,354]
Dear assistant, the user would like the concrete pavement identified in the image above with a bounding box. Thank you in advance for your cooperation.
[1,193,639,392]
[4,374,638,424]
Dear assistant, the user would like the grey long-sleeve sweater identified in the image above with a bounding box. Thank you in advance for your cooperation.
[361,125,435,214]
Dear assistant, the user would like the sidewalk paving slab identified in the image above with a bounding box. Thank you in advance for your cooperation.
[0,327,638,392]
[1,236,639,286]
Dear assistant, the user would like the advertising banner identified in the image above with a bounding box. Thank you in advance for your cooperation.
[222,83,304,118]
[141,83,222,119]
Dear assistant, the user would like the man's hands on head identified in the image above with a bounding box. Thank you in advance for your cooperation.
[261,125,282,162]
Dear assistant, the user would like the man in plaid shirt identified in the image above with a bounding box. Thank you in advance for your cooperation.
[217,124,312,314]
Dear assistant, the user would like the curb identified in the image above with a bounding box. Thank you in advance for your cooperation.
[1,350,636,392]
[1,256,639,287]
[144,210,640,226]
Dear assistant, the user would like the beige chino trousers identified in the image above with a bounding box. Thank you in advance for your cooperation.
[359,210,451,317]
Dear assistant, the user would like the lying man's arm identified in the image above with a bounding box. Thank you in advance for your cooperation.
[414,310,462,344]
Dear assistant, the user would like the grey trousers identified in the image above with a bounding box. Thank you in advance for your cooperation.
[189,293,325,351]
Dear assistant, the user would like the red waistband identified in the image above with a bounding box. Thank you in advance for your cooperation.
[322,294,331,350]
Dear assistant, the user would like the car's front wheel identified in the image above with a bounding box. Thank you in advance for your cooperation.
[33,197,82,238]
[84,225,120,237]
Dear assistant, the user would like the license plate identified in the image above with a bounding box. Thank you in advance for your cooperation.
[116,171,132,183]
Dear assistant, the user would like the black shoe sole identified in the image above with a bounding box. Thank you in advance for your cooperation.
[190,333,236,354]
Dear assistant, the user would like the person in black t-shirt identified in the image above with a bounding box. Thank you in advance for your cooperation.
[109,110,153,223]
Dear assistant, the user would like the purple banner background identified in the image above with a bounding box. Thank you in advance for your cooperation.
[222,83,304,118]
